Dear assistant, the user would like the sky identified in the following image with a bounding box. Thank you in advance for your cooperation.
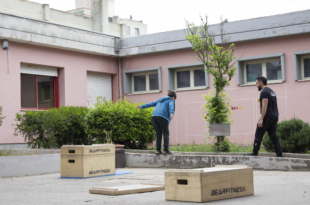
[29,0,310,34]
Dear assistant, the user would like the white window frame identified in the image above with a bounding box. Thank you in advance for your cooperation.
[174,66,206,91]
[243,58,282,85]
[135,28,140,36]
[126,26,130,35]
[132,71,160,94]
[300,54,310,80]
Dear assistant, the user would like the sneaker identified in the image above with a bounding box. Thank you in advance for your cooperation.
[155,150,162,155]
[244,153,257,156]
[163,150,172,155]
[276,155,283,158]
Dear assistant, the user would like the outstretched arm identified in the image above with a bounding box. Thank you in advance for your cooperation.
[136,101,158,110]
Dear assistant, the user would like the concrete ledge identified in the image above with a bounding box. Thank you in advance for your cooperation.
[125,153,310,171]
[0,154,60,177]
[125,149,310,159]
[0,149,60,156]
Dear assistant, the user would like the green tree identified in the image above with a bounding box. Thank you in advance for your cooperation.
[185,16,236,151]
[0,106,5,126]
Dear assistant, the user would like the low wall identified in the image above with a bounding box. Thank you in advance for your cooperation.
[125,153,310,171]
[0,154,60,178]
[1,152,310,178]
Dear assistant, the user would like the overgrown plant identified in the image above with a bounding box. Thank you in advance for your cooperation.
[263,117,310,153]
[0,106,6,126]
[185,16,237,151]
[13,106,88,148]
[13,110,58,148]
[84,98,156,149]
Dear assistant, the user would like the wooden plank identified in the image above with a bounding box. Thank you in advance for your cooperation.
[166,169,204,173]
[215,165,252,168]
[92,187,118,191]
[140,183,165,187]
[89,184,165,196]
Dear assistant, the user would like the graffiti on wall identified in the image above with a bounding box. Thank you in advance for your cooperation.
[231,106,243,110]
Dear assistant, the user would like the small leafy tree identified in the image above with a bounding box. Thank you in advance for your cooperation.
[185,16,237,151]
[0,106,5,126]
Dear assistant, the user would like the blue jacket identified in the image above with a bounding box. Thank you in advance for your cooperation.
[140,96,175,122]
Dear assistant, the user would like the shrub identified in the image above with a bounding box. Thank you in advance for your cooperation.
[0,106,6,126]
[13,110,58,148]
[262,117,310,153]
[13,106,88,148]
[53,106,89,147]
[84,98,156,149]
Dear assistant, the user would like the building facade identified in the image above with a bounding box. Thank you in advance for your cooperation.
[0,0,147,37]
[0,1,310,147]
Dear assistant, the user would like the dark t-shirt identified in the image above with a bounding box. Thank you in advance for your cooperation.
[260,87,279,117]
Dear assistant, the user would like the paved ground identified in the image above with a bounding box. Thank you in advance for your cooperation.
[0,168,309,205]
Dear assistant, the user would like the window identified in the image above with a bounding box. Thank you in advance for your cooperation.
[135,28,140,36]
[108,17,113,22]
[21,74,57,109]
[301,55,310,80]
[236,53,285,85]
[132,72,159,93]
[126,26,130,35]
[123,67,162,95]
[166,63,209,91]
[243,58,282,84]
[20,63,58,110]
[174,67,206,90]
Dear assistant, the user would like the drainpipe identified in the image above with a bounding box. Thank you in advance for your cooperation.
[1,40,9,73]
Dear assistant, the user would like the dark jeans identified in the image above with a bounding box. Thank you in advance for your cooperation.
[253,116,282,156]
[152,116,169,151]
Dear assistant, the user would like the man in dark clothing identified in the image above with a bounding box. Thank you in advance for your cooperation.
[245,76,283,157]
[136,91,176,155]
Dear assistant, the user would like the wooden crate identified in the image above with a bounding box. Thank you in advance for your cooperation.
[61,145,115,178]
[165,165,254,202]
[61,144,115,156]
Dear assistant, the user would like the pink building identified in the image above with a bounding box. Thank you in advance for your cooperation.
[1,9,310,147]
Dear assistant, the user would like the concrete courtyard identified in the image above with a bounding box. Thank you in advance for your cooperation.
[0,168,309,205]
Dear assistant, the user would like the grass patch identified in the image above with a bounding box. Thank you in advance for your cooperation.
[0,145,14,156]
[148,142,268,153]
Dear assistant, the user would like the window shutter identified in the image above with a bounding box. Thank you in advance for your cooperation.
[20,64,58,77]
[293,54,301,80]
[281,55,286,82]
[236,61,244,85]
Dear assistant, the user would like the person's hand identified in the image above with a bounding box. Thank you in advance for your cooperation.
[170,114,174,120]
[136,105,141,110]
[258,119,263,128]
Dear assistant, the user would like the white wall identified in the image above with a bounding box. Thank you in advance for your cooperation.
[0,0,146,37]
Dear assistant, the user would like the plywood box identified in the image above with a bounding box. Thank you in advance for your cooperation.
[165,165,254,202]
[61,145,115,178]
[61,144,115,156]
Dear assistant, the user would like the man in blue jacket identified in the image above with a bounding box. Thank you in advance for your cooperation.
[136,91,176,155]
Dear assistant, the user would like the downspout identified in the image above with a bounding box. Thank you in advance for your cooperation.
[120,58,124,100]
